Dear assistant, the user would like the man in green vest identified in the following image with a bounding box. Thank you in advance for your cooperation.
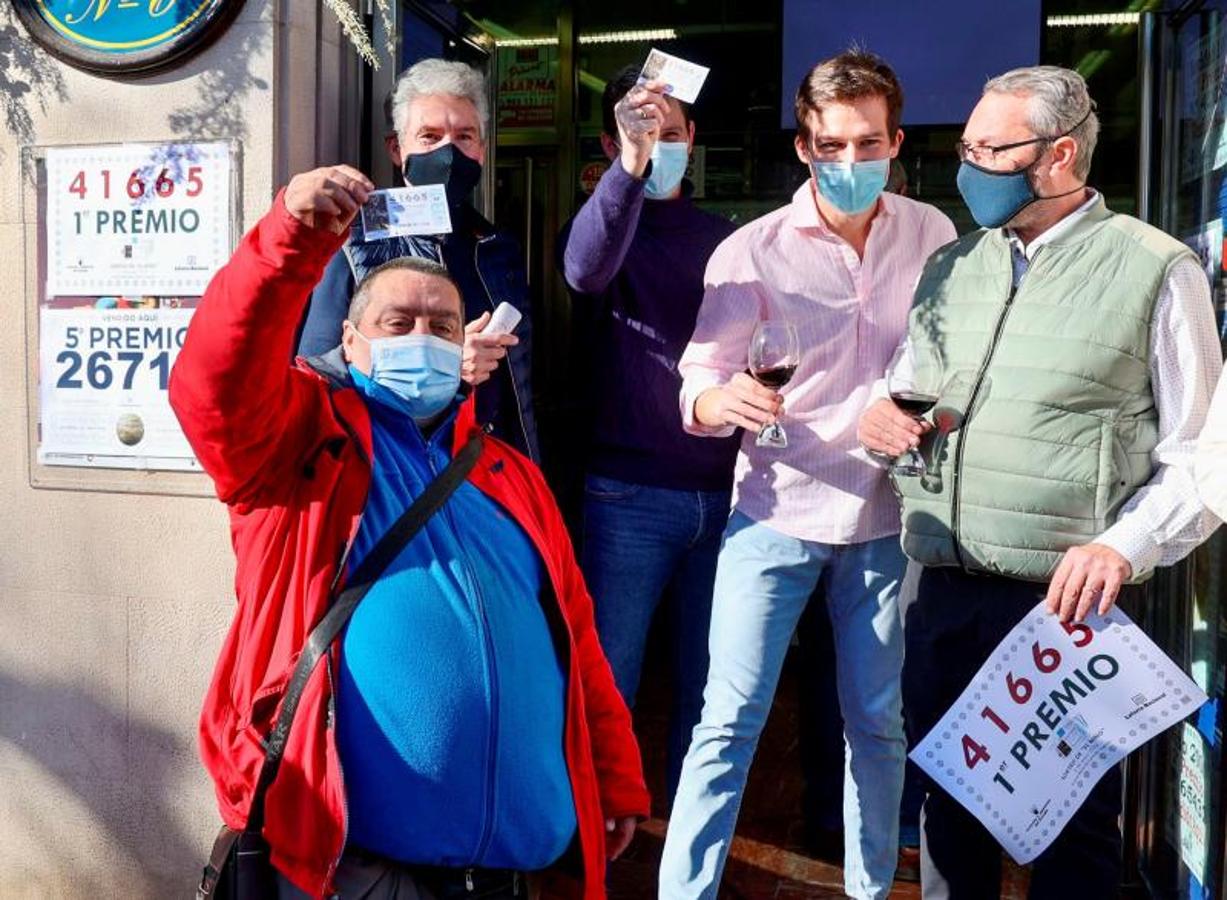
[858,65,1223,898]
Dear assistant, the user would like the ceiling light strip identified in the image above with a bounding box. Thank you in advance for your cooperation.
[580,28,678,45]
[493,28,678,48]
[1046,13,1141,27]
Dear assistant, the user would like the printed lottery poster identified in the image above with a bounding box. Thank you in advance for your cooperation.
[911,602,1207,865]
[38,299,200,471]
[37,141,234,471]
[1179,724,1211,887]
[45,142,232,296]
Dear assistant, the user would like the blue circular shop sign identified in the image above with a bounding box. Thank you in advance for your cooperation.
[14,0,246,74]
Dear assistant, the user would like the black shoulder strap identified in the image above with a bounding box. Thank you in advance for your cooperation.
[246,431,483,832]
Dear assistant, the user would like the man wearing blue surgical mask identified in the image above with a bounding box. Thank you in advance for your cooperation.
[340,259,466,424]
[557,63,738,808]
[172,167,651,899]
[661,50,955,900]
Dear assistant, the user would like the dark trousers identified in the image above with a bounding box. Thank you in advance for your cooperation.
[276,849,526,899]
[903,567,1124,900]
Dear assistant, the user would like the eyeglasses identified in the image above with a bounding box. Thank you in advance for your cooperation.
[955,135,1051,166]
[956,105,1095,166]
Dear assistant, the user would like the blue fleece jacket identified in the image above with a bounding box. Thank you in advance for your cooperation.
[336,369,575,869]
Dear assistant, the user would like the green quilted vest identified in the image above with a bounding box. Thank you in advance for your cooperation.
[895,196,1195,582]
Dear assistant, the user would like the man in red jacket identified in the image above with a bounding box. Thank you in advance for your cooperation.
[170,165,649,899]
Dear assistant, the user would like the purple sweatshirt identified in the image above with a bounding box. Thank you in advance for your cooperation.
[560,161,739,492]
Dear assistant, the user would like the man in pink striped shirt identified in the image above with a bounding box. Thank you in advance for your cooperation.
[659,50,956,900]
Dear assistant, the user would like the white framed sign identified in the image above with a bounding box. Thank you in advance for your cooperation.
[45,142,232,296]
[911,602,1207,864]
[38,304,199,471]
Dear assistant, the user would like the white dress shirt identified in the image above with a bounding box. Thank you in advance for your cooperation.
[1196,369,1227,521]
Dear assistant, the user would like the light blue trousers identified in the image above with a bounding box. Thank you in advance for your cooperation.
[659,511,907,900]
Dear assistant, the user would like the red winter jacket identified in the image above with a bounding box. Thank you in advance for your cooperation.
[169,193,650,898]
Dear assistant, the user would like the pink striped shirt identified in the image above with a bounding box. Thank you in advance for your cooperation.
[679,183,957,544]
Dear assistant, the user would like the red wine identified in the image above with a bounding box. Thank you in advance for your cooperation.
[933,406,964,434]
[752,365,797,388]
[891,391,937,416]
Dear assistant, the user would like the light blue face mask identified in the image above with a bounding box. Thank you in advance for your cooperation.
[645,141,690,199]
[352,331,462,421]
[810,157,890,215]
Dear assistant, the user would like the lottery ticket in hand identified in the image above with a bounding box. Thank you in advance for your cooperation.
[359,185,452,241]
[638,48,710,104]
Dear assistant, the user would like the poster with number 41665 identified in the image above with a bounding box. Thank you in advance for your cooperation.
[911,602,1206,864]
[45,142,232,297]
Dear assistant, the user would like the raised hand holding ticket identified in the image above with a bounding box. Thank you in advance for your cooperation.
[638,48,710,104]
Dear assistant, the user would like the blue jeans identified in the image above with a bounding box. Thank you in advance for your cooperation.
[581,474,731,803]
[659,512,907,900]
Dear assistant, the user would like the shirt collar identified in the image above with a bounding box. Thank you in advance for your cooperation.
[1006,189,1099,260]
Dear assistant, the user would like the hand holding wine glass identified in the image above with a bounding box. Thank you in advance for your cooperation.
[749,321,800,448]
[885,343,944,476]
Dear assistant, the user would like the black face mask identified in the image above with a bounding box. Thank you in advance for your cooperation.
[403,143,483,209]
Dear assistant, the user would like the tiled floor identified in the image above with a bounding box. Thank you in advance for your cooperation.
[607,642,1030,899]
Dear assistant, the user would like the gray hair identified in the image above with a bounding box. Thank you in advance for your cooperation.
[391,59,490,141]
[348,256,462,324]
[983,65,1099,180]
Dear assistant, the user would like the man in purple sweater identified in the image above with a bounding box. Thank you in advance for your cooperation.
[559,64,738,803]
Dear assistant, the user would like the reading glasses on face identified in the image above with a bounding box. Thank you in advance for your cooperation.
[955,135,1052,165]
[956,106,1095,165]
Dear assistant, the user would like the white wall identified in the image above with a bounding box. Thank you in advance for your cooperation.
[0,2,359,894]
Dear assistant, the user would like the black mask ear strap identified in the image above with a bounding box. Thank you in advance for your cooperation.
[1026,103,1095,182]
[1057,104,1095,140]
[1026,105,1093,204]
[1036,184,1089,203]
[1030,109,1094,203]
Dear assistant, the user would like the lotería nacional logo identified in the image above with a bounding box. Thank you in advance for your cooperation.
[15,0,246,74]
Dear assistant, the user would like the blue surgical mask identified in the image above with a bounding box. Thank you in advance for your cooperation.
[810,158,890,215]
[645,141,690,199]
[351,331,462,421]
[955,159,1040,229]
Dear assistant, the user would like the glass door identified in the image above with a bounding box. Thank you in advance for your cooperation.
[1133,7,1227,900]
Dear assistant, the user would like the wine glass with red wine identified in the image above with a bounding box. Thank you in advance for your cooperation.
[922,370,991,487]
[885,343,945,476]
[749,320,800,449]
